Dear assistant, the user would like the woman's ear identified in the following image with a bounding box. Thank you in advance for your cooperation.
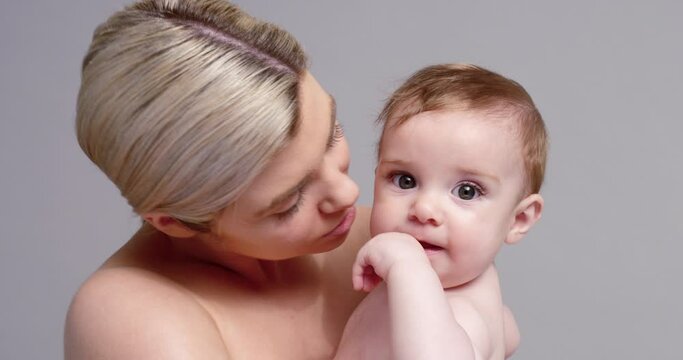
[506,194,544,245]
[142,213,197,238]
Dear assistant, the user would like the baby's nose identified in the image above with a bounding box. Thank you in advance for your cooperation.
[409,193,443,226]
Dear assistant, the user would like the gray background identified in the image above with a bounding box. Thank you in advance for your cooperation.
[2,0,681,359]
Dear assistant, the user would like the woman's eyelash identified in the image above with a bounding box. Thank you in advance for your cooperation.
[276,190,306,221]
[329,123,344,148]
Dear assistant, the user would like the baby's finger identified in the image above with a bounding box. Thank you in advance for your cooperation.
[351,256,369,291]
[362,272,382,292]
[352,271,364,291]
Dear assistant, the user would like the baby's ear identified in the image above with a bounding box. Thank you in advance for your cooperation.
[142,213,198,239]
[505,194,544,245]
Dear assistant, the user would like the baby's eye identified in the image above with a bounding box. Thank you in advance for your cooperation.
[452,183,481,200]
[391,173,417,189]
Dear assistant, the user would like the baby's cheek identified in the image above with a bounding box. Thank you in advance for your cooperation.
[465,227,505,257]
[369,203,394,236]
[369,210,383,236]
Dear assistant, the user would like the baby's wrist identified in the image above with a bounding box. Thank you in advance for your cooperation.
[386,257,435,285]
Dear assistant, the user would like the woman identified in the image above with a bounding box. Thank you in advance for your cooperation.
[65,0,371,358]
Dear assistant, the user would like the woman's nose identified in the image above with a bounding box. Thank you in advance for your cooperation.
[409,192,443,226]
[319,171,359,214]
[319,137,359,214]
[318,146,359,214]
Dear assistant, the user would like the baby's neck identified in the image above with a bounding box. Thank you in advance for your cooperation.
[442,263,499,293]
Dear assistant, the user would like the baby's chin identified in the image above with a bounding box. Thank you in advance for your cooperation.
[439,275,472,290]
[437,266,490,290]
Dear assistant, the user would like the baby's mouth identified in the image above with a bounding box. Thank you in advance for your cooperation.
[418,240,444,251]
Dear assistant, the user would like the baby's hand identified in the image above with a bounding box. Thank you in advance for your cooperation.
[352,232,431,292]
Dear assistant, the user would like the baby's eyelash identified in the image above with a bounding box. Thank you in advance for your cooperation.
[458,181,486,196]
[386,170,411,181]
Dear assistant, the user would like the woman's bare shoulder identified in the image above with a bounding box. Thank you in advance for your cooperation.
[64,267,230,359]
[321,205,371,266]
[346,205,372,250]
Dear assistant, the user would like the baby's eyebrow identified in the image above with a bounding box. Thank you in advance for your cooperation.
[378,158,407,166]
[457,168,501,184]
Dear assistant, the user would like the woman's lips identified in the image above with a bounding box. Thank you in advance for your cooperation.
[323,207,356,238]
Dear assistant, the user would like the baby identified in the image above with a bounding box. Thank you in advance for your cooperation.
[337,64,548,359]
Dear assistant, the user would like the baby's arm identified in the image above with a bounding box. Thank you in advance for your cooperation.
[353,232,475,360]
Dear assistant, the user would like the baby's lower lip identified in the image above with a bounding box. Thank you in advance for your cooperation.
[418,241,444,252]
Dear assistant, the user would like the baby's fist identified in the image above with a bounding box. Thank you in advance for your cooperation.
[352,232,430,292]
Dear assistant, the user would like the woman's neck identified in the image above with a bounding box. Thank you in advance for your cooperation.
[145,227,322,288]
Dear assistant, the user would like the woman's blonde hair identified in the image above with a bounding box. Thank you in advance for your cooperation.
[378,63,548,195]
[76,0,308,230]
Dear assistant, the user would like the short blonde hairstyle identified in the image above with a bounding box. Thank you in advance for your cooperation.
[76,0,308,230]
[378,64,548,195]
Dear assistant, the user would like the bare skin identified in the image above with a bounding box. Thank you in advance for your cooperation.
[337,109,541,359]
[66,209,370,360]
[337,261,517,360]
[65,73,372,359]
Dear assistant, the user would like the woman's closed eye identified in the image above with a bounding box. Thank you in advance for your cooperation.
[275,191,306,221]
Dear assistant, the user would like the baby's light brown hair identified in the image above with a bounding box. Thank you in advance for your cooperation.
[378,63,548,195]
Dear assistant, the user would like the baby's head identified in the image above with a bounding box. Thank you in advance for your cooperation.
[371,64,548,287]
[377,63,547,196]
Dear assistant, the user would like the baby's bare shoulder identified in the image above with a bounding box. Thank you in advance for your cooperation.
[446,265,506,359]
[65,267,230,359]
